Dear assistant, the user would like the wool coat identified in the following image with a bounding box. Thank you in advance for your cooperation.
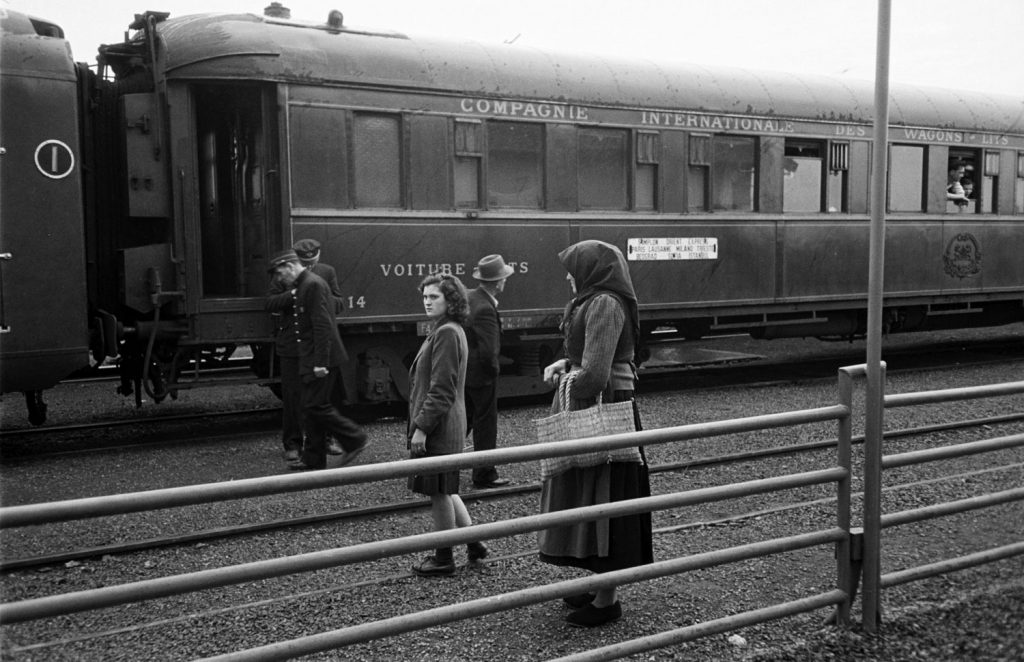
[408,320,468,455]
[465,287,501,389]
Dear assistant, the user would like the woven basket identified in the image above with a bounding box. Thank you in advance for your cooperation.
[536,371,642,480]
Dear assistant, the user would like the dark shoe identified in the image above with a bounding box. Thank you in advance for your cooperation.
[412,555,455,577]
[566,601,622,628]
[282,450,300,462]
[467,542,489,563]
[473,478,511,489]
[287,460,323,472]
[563,593,596,609]
[336,438,368,467]
[325,438,344,455]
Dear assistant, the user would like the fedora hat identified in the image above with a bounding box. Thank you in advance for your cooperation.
[267,249,300,273]
[472,254,514,281]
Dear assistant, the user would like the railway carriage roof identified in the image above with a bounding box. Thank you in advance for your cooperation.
[0,11,76,81]
[148,12,1023,134]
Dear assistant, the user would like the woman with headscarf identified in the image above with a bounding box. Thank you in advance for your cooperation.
[408,273,489,576]
[540,239,653,627]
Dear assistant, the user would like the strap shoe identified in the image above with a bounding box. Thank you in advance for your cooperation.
[412,554,455,577]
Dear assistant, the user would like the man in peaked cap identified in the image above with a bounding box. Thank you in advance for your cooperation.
[464,254,514,488]
[291,239,347,455]
[266,250,306,463]
[266,249,366,471]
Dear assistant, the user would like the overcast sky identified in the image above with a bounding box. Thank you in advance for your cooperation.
[7,0,1024,96]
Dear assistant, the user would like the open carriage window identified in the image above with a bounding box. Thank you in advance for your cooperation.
[783,139,824,212]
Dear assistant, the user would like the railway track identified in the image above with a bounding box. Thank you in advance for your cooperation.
[2,332,1020,449]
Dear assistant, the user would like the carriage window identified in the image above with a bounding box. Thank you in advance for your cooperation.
[353,113,402,208]
[783,140,823,212]
[454,120,482,208]
[711,135,756,212]
[579,127,629,210]
[635,131,659,211]
[1015,152,1024,214]
[290,106,348,209]
[487,121,543,208]
[688,134,711,211]
[827,142,849,212]
[947,149,977,213]
[888,144,925,212]
[981,150,1000,214]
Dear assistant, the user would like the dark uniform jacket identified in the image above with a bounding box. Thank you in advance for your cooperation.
[267,269,348,378]
[465,287,501,388]
[266,263,344,357]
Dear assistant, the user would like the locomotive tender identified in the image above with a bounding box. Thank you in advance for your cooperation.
[2,5,1022,424]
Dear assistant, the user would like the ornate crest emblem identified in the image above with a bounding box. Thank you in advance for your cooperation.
[943,232,981,279]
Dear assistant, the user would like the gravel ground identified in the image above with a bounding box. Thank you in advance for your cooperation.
[1,332,1022,661]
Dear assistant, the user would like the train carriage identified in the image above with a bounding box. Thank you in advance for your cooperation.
[0,10,91,423]
[1,6,1022,422]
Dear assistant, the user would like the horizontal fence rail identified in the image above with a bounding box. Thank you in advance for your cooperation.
[0,468,847,624]
[0,405,847,528]
[200,530,849,662]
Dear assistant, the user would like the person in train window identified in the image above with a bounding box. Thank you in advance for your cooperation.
[408,273,489,575]
[266,250,367,471]
[293,238,347,456]
[540,240,653,628]
[464,254,514,489]
[947,161,970,208]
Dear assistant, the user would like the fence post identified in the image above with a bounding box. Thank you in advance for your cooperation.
[832,368,856,625]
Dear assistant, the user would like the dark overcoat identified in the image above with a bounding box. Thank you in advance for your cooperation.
[465,287,501,389]
[408,321,467,455]
[292,269,348,378]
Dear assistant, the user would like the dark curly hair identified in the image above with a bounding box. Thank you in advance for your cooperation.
[418,273,469,326]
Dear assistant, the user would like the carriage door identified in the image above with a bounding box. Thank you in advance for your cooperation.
[193,84,275,298]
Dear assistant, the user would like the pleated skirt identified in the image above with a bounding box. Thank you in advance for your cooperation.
[409,465,461,495]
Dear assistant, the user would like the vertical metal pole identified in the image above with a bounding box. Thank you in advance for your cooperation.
[863,0,892,633]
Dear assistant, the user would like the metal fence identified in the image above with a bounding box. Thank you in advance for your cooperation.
[2,367,1022,660]
[854,364,1024,631]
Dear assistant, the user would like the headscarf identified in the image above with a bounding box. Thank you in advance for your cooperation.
[558,240,640,349]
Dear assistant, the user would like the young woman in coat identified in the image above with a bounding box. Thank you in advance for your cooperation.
[408,273,488,575]
[540,240,653,627]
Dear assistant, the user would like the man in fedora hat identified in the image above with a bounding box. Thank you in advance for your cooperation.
[464,254,514,488]
[266,250,367,471]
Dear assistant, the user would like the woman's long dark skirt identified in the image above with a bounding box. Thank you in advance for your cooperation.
[538,461,653,573]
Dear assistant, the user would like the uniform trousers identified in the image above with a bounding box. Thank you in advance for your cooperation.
[300,371,365,469]
[465,381,500,484]
[278,355,304,453]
